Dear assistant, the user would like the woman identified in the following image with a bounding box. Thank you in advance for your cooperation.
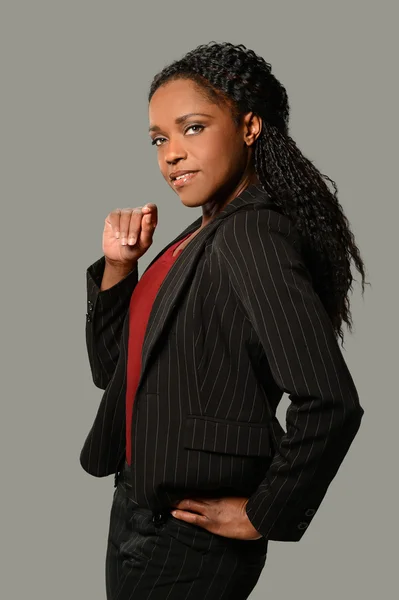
[80,42,366,599]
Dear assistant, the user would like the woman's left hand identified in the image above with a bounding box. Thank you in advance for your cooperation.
[170,496,263,540]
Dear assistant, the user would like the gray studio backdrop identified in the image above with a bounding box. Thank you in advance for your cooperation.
[1,1,397,598]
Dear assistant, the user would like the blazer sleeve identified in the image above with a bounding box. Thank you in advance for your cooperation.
[86,256,139,389]
[214,206,364,542]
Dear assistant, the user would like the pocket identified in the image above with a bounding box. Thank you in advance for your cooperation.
[165,512,233,554]
[183,414,272,457]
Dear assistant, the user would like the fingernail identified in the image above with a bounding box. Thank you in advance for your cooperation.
[115,231,120,239]
[144,215,151,223]
[128,237,136,245]
[121,238,127,246]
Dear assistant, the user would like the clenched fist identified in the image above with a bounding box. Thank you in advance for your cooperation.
[100,204,158,291]
[103,204,158,267]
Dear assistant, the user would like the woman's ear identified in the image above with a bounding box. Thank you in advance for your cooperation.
[243,112,262,146]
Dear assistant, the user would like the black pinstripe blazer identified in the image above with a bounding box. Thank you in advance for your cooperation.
[80,183,364,541]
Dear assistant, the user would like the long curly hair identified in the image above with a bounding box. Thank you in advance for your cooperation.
[148,41,368,345]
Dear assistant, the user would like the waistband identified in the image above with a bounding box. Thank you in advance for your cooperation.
[115,460,170,526]
[115,459,133,488]
[114,461,268,550]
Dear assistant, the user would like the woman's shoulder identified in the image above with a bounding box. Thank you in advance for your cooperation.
[214,201,299,248]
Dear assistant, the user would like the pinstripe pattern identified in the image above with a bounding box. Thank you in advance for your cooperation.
[80,183,364,542]
[105,463,267,599]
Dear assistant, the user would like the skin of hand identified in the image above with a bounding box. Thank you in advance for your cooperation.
[170,496,263,540]
[103,203,158,266]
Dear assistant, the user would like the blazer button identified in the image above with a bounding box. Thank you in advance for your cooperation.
[152,511,167,526]
[87,301,93,312]
[86,313,92,323]
[305,509,316,517]
[297,522,309,530]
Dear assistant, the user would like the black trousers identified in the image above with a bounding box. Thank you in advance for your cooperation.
[105,460,268,599]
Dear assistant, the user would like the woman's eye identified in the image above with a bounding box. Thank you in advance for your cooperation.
[186,124,204,134]
[150,125,204,147]
[151,137,165,147]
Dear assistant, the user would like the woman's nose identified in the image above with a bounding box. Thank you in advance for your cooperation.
[165,138,187,164]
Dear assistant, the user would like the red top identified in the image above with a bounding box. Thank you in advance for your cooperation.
[125,233,192,465]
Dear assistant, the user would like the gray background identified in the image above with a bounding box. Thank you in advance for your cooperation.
[1,1,397,598]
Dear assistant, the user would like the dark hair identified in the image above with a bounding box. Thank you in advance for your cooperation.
[148,41,369,345]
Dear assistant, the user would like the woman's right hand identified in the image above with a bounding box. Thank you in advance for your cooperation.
[103,204,158,267]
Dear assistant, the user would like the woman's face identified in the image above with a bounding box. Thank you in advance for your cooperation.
[148,78,258,212]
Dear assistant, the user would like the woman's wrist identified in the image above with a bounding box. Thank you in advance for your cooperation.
[104,256,137,274]
[101,257,137,291]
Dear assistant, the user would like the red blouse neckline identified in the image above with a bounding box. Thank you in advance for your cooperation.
[166,233,192,260]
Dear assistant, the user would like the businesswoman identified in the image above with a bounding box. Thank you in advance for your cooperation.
[80,42,366,599]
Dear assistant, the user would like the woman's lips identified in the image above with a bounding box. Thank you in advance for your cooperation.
[172,171,199,188]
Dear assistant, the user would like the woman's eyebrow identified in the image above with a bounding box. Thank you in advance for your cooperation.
[149,112,214,133]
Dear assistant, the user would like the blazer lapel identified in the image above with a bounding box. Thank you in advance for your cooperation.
[136,183,273,394]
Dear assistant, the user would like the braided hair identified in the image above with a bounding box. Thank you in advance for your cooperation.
[148,41,368,345]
